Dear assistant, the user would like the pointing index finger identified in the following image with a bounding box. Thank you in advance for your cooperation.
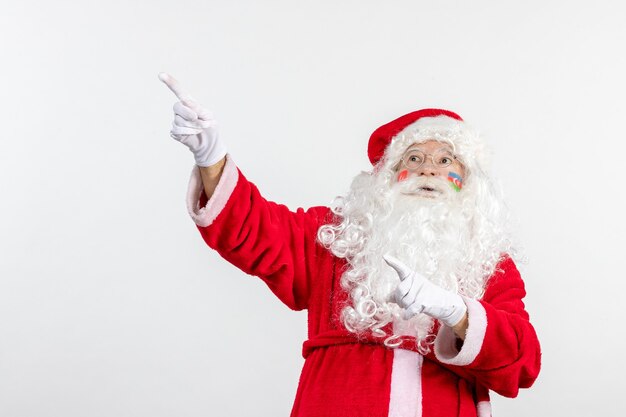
[383,255,412,281]
[158,72,194,103]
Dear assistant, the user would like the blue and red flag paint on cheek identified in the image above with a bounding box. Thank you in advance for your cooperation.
[447,172,463,192]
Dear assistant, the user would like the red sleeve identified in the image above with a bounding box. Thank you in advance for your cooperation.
[185,156,332,311]
[432,257,542,397]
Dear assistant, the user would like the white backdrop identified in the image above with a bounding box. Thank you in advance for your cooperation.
[2,1,625,416]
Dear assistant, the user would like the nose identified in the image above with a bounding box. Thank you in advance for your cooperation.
[417,161,438,176]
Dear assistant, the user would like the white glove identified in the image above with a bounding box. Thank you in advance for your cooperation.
[383,255,467,327]
[159,72,227,167]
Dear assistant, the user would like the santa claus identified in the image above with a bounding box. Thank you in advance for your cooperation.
[160,73,541,417]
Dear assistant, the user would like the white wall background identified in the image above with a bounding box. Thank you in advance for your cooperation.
[1,1,625,416]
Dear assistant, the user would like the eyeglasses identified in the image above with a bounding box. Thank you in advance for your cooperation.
[400,147,460,170]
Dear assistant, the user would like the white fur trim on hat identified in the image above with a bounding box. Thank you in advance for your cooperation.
[384,115,491,174]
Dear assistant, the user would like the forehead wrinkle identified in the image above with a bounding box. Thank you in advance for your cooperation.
[405,140,454,154]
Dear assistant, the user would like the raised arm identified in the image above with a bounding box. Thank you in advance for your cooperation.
[160,73,331,310]
[191,161,331,311]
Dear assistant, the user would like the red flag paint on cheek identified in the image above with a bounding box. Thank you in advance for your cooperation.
[397,170,409,182]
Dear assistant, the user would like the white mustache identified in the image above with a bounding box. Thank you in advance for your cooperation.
[395,176,449,195]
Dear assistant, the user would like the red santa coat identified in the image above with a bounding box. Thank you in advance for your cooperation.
[186,156,541,417]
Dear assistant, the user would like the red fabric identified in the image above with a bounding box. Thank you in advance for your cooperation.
[195,169,541,417]
[368,109,463,166]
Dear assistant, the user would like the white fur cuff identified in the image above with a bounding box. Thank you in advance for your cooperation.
[186,154,239,227]
[477,401,492,417]
[433,297,487,366]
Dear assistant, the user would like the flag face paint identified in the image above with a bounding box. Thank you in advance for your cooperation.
[447,172,463,191]
[397,169,409,182]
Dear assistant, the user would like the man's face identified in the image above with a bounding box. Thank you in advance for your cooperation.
[394,140,466,198]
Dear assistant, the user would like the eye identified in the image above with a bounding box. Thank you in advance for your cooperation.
[436,151,456,165]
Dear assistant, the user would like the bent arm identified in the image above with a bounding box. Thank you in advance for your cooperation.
[430,257,542,397]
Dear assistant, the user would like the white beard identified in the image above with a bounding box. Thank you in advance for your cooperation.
[376,187,468,287]
[318,169,513,352]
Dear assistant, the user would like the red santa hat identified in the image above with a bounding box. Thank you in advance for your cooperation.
[367,108,487,172]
